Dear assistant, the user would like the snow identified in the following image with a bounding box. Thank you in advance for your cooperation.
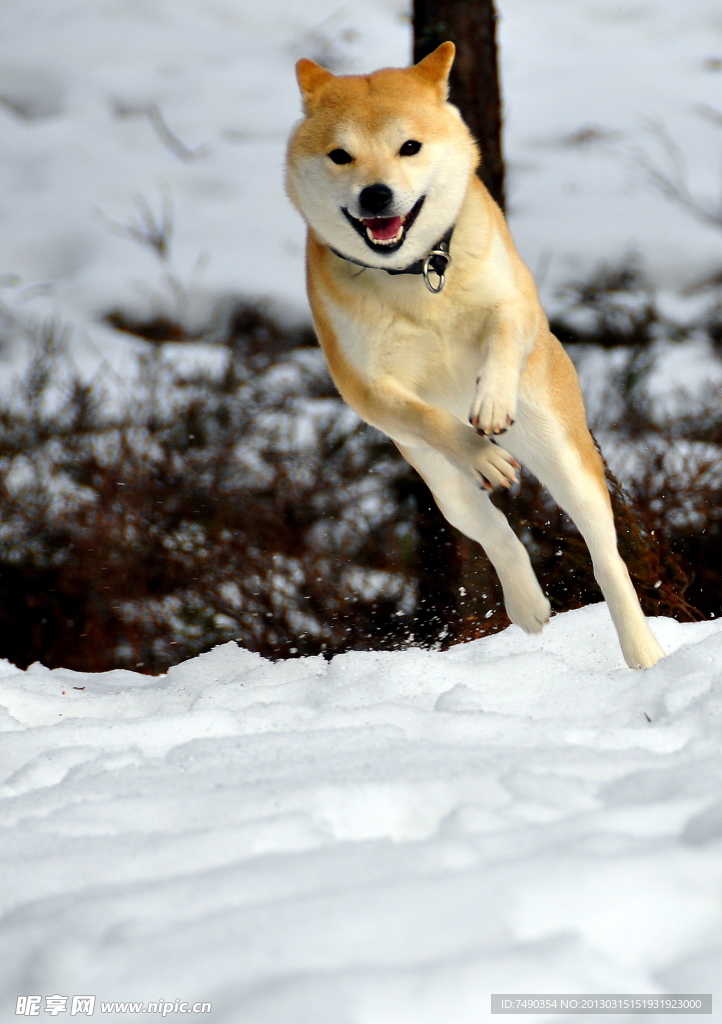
[500,0,722,310]
[1,604,722,1019]
[1,0,722,360]
[0,0,410,360]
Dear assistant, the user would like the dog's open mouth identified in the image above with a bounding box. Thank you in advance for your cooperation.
[342,196,425,255]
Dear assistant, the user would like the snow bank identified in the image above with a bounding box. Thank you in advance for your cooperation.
[1,604,721,1021]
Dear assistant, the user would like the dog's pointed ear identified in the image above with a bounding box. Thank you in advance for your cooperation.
[412,41,455,100]
[296,59,334,110]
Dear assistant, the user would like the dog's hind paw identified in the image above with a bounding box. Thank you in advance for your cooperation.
[505,590,551,634]
[621,633,665,670]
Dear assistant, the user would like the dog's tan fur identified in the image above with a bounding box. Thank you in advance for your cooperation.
[286,43,664,668]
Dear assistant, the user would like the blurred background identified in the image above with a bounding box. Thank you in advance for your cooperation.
[1,0,721,673]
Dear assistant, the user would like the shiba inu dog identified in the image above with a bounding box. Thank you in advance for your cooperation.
[286,42,664,669]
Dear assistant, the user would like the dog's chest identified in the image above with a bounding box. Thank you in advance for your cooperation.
[325,289,481,404]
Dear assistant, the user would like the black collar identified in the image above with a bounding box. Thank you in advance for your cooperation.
[329,225,454,289]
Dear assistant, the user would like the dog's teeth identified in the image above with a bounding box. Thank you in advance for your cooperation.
[365,226,404,245]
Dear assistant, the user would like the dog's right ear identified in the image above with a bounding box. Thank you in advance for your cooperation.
[296,59,334,111]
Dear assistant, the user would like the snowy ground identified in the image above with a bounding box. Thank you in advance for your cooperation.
[500,0,722,306]
[3,1,722,1017]
[1,604,722,1022]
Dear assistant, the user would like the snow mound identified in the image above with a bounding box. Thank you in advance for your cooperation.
[1,603,721,1021]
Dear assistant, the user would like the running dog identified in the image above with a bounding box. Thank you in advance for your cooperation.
[285,42,664,669]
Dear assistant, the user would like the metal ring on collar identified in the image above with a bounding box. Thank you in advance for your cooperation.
[422,249,452,294]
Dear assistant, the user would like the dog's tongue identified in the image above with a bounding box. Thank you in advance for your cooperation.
[365,216,403,240]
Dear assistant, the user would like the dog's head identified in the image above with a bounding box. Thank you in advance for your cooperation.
[286,43,479,271]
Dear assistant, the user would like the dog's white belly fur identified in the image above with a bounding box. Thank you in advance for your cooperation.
[326,293,480,433]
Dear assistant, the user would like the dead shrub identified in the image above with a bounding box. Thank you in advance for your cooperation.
[0,253,718,672]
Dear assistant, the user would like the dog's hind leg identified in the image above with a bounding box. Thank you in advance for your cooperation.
[397,443,551,633]
[506,340,665,669]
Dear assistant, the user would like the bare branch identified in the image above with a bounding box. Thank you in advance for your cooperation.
[112,99,209,161]
[695,103,722,130]
[145,104,210,162]
[94,188,174,262]
[630,119,722,229]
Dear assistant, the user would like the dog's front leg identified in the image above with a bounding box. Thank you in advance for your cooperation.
[369,378,520,491]
[469,302,539,437]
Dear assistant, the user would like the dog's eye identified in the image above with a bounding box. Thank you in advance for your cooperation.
[399,140,422,157]
[328,149,353,165]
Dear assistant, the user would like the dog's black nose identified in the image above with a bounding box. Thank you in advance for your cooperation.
[359,184,393,216]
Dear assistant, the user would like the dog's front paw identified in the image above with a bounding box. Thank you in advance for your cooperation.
[469,377,517,437]
[465,434,519,491]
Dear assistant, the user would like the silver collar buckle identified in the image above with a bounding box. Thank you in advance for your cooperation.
[422,248,452,294]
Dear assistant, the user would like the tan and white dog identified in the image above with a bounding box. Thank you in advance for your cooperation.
[286,42,664,669]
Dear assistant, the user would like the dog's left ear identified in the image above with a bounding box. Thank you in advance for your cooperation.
[296,59,334,111]
[411,41,455,101]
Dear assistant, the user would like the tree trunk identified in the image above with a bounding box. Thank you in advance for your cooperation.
[408,0,506,645]
[413,0,505,210]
